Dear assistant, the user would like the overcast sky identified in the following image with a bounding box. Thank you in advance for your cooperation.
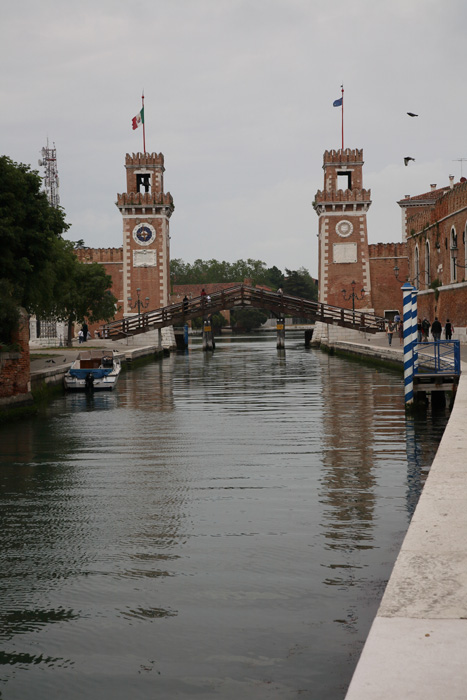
[2,0,466,277]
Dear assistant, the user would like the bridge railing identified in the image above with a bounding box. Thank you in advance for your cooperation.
[101,285,386,339]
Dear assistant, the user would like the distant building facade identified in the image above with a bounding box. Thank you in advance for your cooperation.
[399,177,467,338]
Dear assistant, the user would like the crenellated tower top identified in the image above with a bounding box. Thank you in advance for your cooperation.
[314,147,370,211]
[119,152,167,200]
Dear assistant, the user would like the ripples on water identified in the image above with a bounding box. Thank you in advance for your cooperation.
[0,334,447,699]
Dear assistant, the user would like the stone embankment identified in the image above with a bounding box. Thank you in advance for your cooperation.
[320,332,467,700]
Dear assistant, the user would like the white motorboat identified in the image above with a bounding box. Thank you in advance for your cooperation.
[64,350,121,391]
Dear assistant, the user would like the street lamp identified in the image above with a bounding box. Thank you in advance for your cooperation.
[128,288,150,315]
[394,265,422,287]
[342,280,365,324]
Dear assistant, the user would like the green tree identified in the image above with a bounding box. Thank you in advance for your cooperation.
[231,307,268,332]
[0,156,117,346]
[0,156,69,317]
[51,242,118,345]
[283,268,318,301]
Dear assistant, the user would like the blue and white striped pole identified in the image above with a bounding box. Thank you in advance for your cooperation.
[402,282,415,404]
[411,286,418,372]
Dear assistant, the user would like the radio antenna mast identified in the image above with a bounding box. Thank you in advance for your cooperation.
[38,140,60,208]
[452,158,467,179]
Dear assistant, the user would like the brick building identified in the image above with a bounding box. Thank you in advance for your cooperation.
[399,177,467,337]
[0,309,31,403]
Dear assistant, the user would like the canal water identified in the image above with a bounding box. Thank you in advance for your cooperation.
[0,334,447,699]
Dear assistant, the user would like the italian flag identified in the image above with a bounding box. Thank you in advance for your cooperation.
[132,107,144,130]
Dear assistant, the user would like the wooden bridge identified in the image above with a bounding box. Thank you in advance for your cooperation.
[101,285,386,340]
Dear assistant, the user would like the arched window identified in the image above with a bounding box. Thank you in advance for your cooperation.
[414,245,420,288]
[451,227,458,282]
[425,240,431,287]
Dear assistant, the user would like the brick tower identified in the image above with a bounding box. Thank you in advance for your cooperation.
[116,152,174,316]
[313,148,372,311]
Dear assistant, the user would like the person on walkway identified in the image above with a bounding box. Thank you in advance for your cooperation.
[78,329,84,344]
[398,320,403,345]
[81,322,88,343]
[431,317,442,341]
[421,317,430,342]
[385,320,395,346]
[445,319,454,340]
[417,318,423,343]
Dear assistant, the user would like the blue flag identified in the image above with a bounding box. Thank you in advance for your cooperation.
[333,97,343,107]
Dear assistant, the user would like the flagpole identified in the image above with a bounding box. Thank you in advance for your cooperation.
[341,85,344,151]
[142,92,146,154]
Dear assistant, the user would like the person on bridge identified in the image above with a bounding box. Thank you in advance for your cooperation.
[431,317,442,341]
[200,289,207,298]
[183,295,189,313]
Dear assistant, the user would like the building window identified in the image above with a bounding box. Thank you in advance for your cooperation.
[337,171,352,190]
[425,241,431,287]
[414,245,420,288]
[451,227,458,282]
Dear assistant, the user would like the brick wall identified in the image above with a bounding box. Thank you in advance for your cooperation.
[417,284,467,329]
[0,309,30,398]
[369,242,408,317]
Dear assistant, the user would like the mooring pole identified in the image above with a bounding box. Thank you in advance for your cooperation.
[202,319,213,351]
[402,282,415,405]
[411,286,418,372]
[276,317,285,349]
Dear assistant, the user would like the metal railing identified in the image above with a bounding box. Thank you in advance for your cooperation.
[414,340,461,375]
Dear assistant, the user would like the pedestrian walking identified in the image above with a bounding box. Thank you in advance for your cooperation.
[398,320,403,345]
[417,318,422,343]
[421,317,430,342]
[431,317,442,341]
[385,320,395,346]
[445,319,454,340]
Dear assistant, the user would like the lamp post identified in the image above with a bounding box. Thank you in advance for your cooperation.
[341,280,365,325]
[127,288,149,316]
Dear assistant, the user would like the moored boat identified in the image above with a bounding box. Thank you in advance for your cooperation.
[64,350,121,391]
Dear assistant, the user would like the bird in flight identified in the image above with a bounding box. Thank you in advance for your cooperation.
[407,112,418,117]
[404,157,415,166]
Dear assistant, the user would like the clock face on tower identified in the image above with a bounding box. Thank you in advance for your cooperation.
[133,223,156,246]
[335,219,354,238]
